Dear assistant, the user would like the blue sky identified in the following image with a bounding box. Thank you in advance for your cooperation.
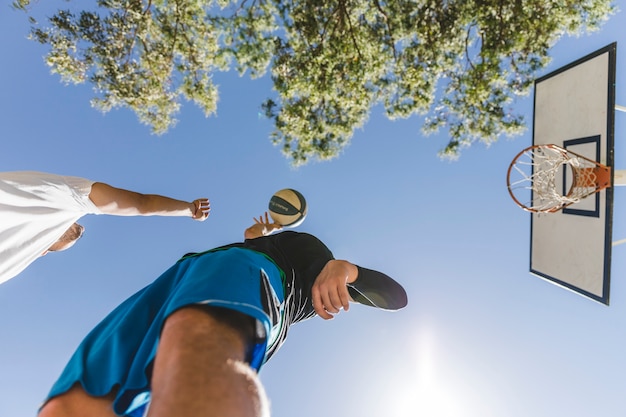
[1,2,626,417]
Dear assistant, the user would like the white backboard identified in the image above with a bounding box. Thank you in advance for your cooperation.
[530,43,616,304]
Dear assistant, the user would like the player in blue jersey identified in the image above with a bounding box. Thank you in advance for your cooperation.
[39,213,407,417]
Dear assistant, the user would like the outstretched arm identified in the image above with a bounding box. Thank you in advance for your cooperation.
[89,182,210,221]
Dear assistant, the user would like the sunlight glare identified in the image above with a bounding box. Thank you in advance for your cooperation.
[390,322,474,417]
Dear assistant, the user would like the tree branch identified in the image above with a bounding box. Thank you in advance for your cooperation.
[167,0,182,62]
[372,0,396,59]
[337,0,362,60]
[122,0,153,66]
[465,23,476,71]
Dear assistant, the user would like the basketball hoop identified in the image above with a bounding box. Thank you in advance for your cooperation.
[507,144,612,213]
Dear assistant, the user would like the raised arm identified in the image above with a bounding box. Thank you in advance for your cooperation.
[89,182,210,221]
[244,212,282,239]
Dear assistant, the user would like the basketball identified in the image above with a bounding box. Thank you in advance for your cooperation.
[268,189,307,227]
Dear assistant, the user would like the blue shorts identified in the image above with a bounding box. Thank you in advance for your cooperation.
[44,248,285,416]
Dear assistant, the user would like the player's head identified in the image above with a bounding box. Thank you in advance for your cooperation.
[45,222,85,254]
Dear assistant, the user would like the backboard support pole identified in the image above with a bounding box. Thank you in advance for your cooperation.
[614,170,626,185]
[616,104,626,112]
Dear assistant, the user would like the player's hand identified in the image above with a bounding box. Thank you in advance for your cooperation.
[244,212,282,239]
[312,260,358,320]
[253,212,283,236]
[191,198,210,221]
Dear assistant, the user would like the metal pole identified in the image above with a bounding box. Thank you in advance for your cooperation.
[613,238,626,246]
[617,104,626,113]
[614,170,626,186]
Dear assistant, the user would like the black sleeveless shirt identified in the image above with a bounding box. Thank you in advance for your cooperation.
[184,231,407,362]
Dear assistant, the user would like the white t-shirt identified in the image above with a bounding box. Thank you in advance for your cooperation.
[0,171,101,284]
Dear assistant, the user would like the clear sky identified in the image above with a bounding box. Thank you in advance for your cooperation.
[1,3,625,417]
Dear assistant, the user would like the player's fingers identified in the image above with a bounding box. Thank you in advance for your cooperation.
[338,285,350,312]
[312,287,333,320]
[192,200,209,220]
[324,289,343,313]
[199,200,210,212]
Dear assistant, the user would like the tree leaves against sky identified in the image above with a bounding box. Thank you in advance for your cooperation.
[15,0,615,164]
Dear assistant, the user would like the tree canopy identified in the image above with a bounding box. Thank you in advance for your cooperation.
[15,0,614,164]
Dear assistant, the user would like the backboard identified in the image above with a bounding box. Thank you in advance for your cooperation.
[530,43,616,304]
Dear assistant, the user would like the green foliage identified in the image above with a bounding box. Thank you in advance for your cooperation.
[27,0,230,133]
[18,0,615,163]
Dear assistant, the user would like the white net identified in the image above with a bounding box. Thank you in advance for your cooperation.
[507,144,606,213]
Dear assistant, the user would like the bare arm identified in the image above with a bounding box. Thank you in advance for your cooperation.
[89,182,210,221]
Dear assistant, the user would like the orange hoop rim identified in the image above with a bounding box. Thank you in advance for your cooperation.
[506,144,567,213]
[507,144,612,213]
